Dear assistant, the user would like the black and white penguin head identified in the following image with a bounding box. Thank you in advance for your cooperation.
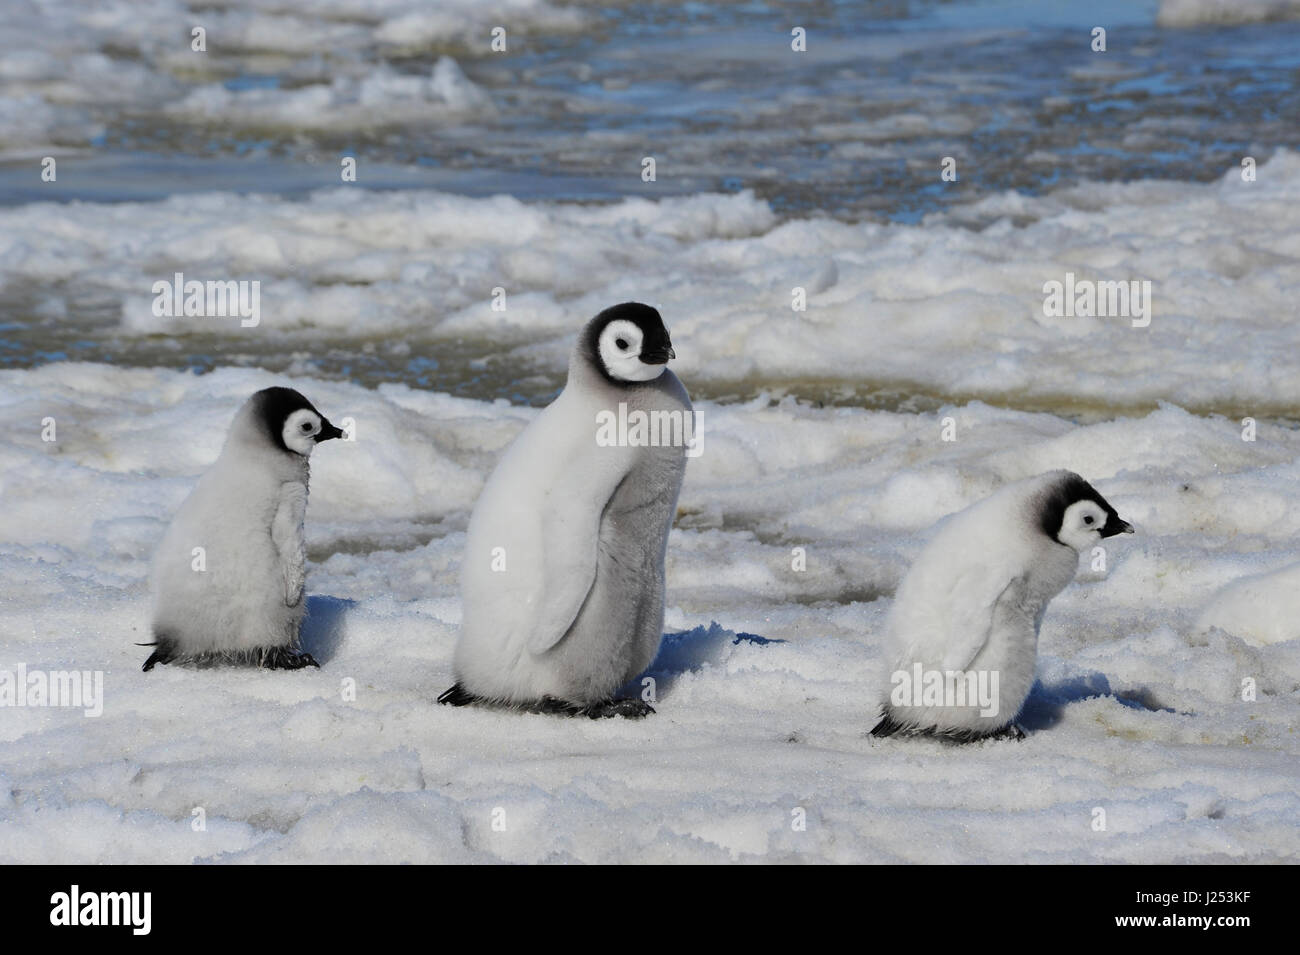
[582,302,676,384]
[1039,472,1134,552]
[250,387,343,457]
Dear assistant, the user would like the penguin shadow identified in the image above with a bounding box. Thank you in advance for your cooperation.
[1019,672,1176,732]
[299,595,356,665]
[627,622,785,699]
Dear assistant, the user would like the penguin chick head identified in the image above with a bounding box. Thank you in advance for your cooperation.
[583,302,676,384]
[1039,471,1134,552]
[250,386,344,457]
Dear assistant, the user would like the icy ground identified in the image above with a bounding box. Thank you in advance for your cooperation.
[1,363,1297,863]
[4,149,1299,413]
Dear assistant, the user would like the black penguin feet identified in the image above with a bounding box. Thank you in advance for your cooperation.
[139,635,177,672]
[258,647,320,670]
[437,683,480,706]
[869,712,908,738]
[868,709,1026,743]
[989,722,1027,741]
[436,687,655,719]
[577,698,656,720]
[533,696,655,719]
[140,646,174,672]
[140,639,319,671]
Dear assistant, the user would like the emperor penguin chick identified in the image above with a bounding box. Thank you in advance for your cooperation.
[872,470,1133,742]
[143,387,343,671]
[440,302,693,718]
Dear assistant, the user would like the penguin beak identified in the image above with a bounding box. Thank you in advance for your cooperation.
[642,344,676,365]
[316,420,344,443]
[1101,515,1134,537]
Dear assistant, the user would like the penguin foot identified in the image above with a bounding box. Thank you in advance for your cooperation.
[530,696,655,717]
[139,635,177,672]
[940,720,1026,743]
[575,698,656,720]
[870,709,1026,743]
[140,646,174,672]
[435,687,655,719]
[437,683,481,707]
[869,713,909,738]
[987,722,1027,742]
[532,696,656,719]
[257,647,320,670]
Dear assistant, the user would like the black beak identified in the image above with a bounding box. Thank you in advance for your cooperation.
[642,344,675,365]
[1101,515,1134,537]
[315,419,344,443]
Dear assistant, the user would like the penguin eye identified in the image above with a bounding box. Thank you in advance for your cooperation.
[615,338,629,351]
[300,421,314,433]
[1083,514,1094,525]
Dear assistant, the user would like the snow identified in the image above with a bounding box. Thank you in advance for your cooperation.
[1,363,1297,863]
[1197,562,1300,647]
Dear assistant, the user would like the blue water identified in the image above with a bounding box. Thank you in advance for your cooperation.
[1,0,1297,223]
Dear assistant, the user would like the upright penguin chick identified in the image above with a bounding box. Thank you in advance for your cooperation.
[440,302,692,719]
[872,470,1133,742]
[143,387,343,672]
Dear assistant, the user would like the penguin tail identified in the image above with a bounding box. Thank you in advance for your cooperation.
[436,683,479,707]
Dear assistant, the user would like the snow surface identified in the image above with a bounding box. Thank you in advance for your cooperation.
[1198,562,1300,648]
[1,362,1297,863]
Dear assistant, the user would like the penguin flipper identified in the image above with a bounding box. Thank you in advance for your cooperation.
[936,570,1028,672]
[271,482,308,608]
[524,510,606,655]
[524,450,637,656]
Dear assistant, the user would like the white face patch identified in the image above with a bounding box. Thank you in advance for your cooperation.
[282,408,323,456]
[597,319,667,382]
[1057,499,1108,552]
